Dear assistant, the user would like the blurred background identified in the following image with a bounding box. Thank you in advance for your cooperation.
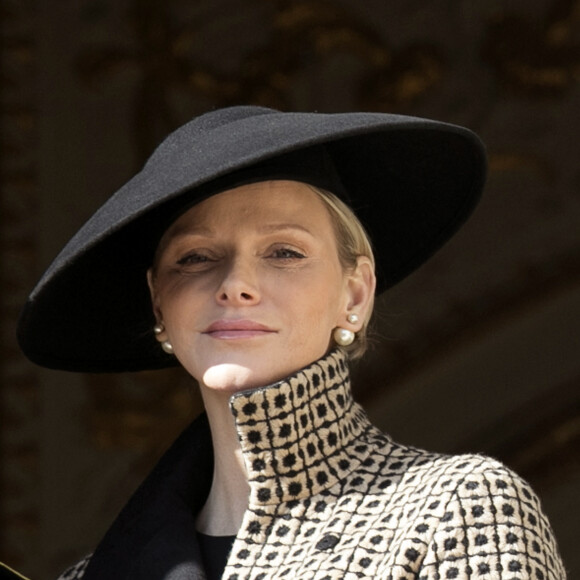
[1,0,579,577]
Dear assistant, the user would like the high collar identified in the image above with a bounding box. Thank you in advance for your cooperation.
[229,348,370,506]
[83,349,371,580]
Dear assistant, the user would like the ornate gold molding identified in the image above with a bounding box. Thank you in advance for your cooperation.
[75,0,445,158]
[0,0,41,571]
[483,0,580,96]
[85,368,201,470]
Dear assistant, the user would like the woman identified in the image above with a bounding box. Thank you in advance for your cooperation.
[18,106,566,579]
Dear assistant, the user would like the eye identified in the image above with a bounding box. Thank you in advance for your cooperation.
[176,251,213,266]
[269,247,306,260]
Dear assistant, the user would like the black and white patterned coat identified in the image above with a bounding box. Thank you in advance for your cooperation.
[60,350,566,579]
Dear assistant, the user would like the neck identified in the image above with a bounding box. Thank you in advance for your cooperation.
[195,388,250,536]
[195,350,367,536]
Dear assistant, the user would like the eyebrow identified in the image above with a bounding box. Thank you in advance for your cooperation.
[257,223,314,236]
[167,222,314,238]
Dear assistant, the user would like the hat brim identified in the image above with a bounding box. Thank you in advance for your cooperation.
[17,106,486,372]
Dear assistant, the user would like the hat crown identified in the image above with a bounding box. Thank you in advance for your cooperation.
[143,106,274,171]
[194,105,273,130]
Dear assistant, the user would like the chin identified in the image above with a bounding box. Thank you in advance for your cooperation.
[201,363,271,392]
[190,346,328,392]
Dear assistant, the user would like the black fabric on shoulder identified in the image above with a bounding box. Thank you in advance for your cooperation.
[83,414,214,580]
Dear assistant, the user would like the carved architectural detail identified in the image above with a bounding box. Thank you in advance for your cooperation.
[75,0,445,157]
[85,368,201,470]
[483,0,580,96]
[0,0,41,570]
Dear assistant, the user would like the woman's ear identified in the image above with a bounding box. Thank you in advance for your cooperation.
[340,256,376,330]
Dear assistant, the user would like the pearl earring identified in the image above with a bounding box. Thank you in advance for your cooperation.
[347,313,359,324]
[333,327,355,346]
[161,340,174,354]
[153,323,173,354]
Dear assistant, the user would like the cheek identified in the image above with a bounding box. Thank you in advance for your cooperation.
[156,282,202,333]
[282,276,343,337]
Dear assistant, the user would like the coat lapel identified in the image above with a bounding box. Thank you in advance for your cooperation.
[84,414,213,580]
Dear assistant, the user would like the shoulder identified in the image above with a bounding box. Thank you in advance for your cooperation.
[430,452,555,536]
[361,432,566,576]
[418,452,566,578]
[374,438,555,539]
[55,555,91,580]
[365,427,514,489]
[422,451,550,526]
[369,431,533,497]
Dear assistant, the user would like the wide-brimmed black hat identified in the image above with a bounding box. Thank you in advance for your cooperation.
[17,105,486,373]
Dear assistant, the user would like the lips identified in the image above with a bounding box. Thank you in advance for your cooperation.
[203,319,277,339]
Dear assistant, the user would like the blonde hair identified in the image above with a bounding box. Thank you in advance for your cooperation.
[308,186,376,360]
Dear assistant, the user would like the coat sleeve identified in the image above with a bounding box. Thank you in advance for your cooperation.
[419,456,567,579]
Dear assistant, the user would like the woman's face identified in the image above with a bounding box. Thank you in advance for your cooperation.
[148,180,370,392]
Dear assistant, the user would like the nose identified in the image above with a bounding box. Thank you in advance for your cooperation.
[215,256,261,306]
